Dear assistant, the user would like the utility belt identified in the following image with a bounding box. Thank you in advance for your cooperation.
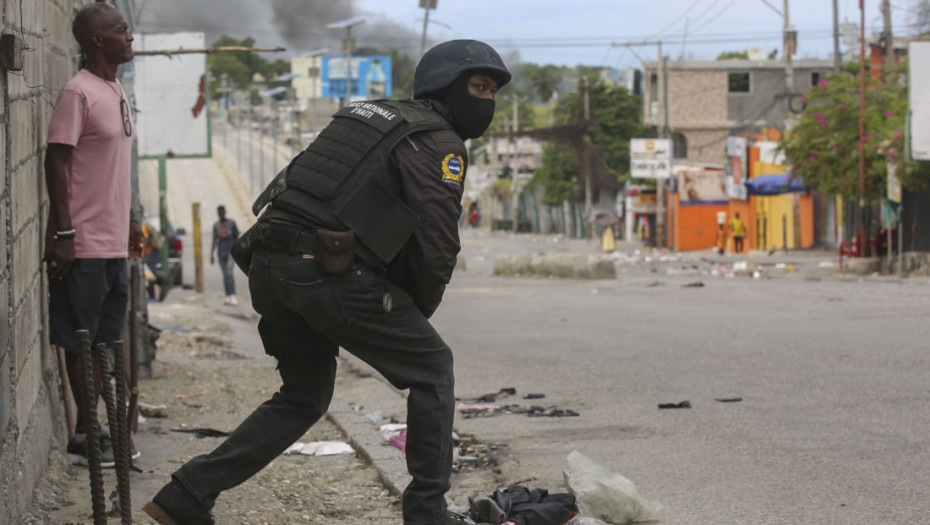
[230,220,356,275]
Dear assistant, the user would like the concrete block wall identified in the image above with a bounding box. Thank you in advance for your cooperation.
[0,0,78,522]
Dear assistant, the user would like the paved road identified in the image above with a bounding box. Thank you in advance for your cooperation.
[435,230,930,524]
[153,140,930,524]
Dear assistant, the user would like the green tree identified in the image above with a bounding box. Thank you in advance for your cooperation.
[207,35,291,98]
[717,50,749,60]
[533,78,645,203]
[780,63,930,199]
[521,63,563,102]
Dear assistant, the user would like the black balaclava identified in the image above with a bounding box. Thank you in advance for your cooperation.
[442,73,496,140]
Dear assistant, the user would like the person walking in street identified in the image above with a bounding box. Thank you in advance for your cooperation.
[44,3,142,467]
[729,212,747,253]
[144,39,511,525]
[715,222,728,255]
[210,205,240,305]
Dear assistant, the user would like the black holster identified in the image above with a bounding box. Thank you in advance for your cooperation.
[230,223,262,274]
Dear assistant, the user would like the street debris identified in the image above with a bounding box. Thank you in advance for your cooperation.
[460,387,517,402]
[658,400,691,409]
[523,393,546,399]
[564,450,662,525]
[456,403,581,418]
[453,433,503,472]
[170,427,230,438]
[283,441,355,456]
[714,397,743,403]
[388,430,407,453]
[137,402,168,418]
[467,484,577,525]
[682,281,705,287]
[177,391,206,399]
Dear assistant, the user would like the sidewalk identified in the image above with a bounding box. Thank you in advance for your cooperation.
[24,288,433,524]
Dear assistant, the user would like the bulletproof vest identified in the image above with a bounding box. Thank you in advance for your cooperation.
[252,100,451,264]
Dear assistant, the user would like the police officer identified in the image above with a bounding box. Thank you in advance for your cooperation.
[144,40,510,525]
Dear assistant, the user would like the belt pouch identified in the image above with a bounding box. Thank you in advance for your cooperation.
[230,223,262,274]
[315,229,356,274]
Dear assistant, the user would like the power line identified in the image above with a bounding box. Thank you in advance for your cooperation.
[646,0,708,39]
[694,0,742,32]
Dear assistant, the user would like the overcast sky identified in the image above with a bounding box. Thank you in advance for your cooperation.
[137,0,919,68]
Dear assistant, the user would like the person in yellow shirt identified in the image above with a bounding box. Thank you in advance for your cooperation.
[729,212,747,253]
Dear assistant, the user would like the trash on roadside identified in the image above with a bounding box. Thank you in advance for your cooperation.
[468,484,577,525]
[460,387,516,403]
[170,427,230,438]
[563,450,662,525]
[284,441,355,456]
[378,423,407,442]
[682,281,704,288]
[387,430,407,453]
[523,393,546,399]
[714,397,743,403]
[453,435,503,472]
[456,403,502,415]
[137,402,168,418]
[363,411,384,426]
[177,391,206,399]
[658,400,691,409]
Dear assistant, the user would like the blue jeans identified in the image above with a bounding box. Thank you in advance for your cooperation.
[173,247,455,525]
[218,253,236,296]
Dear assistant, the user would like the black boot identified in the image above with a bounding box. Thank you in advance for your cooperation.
[143,479,214,525]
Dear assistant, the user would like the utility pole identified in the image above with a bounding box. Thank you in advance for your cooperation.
[581,78,593,229]
[511,94,520,233]
[419,0,437,58]
[783,0,795,108]
[858,0,868,255]
[656,41,668,248]
[833,0,843,73]
[881,0,894,68]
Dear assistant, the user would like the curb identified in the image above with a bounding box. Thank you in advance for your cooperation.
[326,395,411,498]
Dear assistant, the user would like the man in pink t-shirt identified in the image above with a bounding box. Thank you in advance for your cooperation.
[44,3,143,468]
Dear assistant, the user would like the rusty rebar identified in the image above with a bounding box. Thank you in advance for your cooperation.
[77,331,106,525]
[112,341,133,524]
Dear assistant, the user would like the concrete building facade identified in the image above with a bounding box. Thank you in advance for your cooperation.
[643,58,834,165]
[1,0,79,520]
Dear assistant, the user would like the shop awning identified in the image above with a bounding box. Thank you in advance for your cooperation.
[743,174,805,195]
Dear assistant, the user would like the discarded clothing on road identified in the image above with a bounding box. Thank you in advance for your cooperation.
[170,427,231,438]
[456,403,580,419]
[658,400,691,409]
[468,484,577,525]
[459,387,517,403]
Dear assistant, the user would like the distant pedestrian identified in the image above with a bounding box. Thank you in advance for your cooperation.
[715,223,727,255]
[468,201,481,228]
[729,212,747,253]
[44,3,142,467]
[210,205,240,305]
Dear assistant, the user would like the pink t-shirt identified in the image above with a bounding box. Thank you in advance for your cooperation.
[47,69,133,258]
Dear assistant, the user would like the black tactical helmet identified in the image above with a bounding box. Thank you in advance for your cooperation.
[413,40,511,99]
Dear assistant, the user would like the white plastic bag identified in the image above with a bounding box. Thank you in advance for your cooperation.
[563,451,662,525]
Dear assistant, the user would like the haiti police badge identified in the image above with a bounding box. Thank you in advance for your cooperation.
[441,153,465,186]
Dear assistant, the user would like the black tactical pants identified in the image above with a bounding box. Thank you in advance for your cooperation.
[172,247,455,525]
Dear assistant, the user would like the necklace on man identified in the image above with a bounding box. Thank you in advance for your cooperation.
[93,71,132,137]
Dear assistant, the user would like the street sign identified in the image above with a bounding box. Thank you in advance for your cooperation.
[134,32,209,158]
[630,138,673,179]
[909,42,930,162]
[321,55,392,99]
[887,162,901,203]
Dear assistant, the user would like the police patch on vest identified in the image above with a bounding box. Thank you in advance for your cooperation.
[441,154,464,185]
